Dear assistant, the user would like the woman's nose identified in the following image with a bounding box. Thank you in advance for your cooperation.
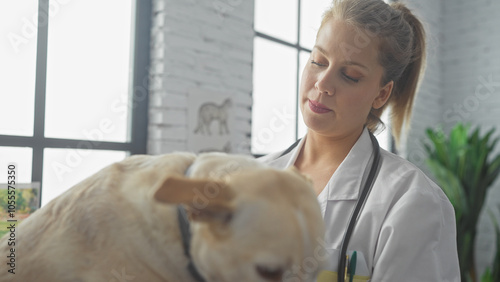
[315,78,334,96]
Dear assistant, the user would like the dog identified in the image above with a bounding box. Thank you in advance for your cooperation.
[0,152,325,282]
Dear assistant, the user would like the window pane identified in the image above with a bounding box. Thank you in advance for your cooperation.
[252,38,297,155]
[298,51,311,138]
[45,0,133,142]
[0,1,37,136]
[300,0,332,50]
[42,148,127,206]
[255,0,298,44]
[0,147,32,183]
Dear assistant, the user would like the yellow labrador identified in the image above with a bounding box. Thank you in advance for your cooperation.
[0,152,325,282]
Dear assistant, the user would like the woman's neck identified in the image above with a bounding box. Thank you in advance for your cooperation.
[298,127,364,167]
[293,127,364,195]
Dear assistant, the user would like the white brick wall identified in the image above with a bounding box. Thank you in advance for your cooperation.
[404,0,500,277]
[148,0,254,155]
[403,0,443,172]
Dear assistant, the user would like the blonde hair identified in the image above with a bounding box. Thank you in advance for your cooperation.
[320,0,426,146]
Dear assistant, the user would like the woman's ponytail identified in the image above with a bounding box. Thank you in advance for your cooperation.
[387,3,427,146]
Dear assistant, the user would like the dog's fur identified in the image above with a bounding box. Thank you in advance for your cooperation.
[0,152,325,282]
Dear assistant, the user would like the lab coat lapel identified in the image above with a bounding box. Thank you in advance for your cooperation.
[263,153,290,169]
[322,128,376,248]
[264,129,375,201]
[326,128,375,201]
[262,138,306,169]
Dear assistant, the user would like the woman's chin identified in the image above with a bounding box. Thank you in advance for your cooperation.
[303,116,335,134]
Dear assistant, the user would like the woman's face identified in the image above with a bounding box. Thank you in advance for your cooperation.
[299,19,393,139]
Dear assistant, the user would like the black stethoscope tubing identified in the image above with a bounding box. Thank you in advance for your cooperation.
[337,131,381,282]
[277,130,381,281]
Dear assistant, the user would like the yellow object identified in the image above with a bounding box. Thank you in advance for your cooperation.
[317,270,370,282]
[345,254,349,281]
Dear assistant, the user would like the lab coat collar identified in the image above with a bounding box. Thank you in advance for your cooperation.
[265,128,374,201]
[263,137,306,169]
[326,128,374,201]
[263,152,291,169]
[276,128,374,201]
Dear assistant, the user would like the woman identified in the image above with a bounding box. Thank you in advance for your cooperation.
[259,0,460,281]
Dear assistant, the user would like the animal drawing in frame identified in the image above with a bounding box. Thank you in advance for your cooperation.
[193,98,232,136]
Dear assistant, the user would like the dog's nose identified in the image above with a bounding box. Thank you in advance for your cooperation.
[256,264,284,281]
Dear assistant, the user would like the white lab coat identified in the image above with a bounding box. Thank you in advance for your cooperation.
[259,128,461,282]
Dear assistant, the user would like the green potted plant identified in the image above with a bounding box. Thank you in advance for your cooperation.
[424,123,500,282]
[481,208,500,282]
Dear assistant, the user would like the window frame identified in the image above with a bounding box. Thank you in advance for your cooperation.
[254,0,310,147]
[0,0,151,206]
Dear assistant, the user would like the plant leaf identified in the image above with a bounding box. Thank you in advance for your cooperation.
[425,159,467,220]
[427,128,449,167]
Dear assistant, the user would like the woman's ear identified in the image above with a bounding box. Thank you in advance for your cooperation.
[373,80,393,109]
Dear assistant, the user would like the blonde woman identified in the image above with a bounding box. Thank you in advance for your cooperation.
[260,0,460,281]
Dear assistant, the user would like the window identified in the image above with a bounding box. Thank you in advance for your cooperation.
[0,0,151,206]
[252,0,393,155]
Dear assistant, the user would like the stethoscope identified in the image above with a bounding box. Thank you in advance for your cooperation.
[337,131,381,282]
[277,130,381,282]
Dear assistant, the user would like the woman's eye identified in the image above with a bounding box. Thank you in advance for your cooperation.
[311,60,326,67]
[342,72,359,83]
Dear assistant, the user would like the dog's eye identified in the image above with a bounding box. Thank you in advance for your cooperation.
[256,265,284,281]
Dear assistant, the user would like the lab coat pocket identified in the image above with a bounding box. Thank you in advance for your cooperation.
[316,248,371,282]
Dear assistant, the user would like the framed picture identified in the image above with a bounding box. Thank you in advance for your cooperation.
[188,89,234,153]
[0,182,40,238]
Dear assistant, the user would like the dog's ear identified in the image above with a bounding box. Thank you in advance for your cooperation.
[154,176,234,223]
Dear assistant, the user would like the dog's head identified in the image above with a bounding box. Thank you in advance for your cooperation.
[154,164,325,282]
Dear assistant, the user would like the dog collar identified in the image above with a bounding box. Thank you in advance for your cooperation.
[177,205,206,282]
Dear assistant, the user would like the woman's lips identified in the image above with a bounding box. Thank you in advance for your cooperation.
[308,100,331,114]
